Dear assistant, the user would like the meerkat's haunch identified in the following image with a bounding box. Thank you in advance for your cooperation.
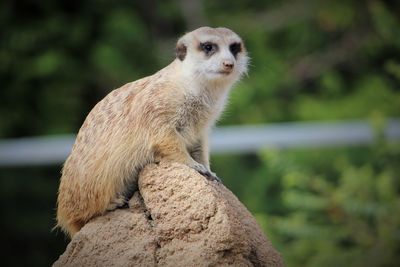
[56,27,249,237]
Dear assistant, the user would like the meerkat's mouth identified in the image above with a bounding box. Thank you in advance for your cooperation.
[215,70,232,75]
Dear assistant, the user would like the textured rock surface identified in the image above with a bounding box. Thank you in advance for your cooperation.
[54,162,284,267]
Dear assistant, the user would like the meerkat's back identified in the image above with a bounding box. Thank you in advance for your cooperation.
[57,74,164,235]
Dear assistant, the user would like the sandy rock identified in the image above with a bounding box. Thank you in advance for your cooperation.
[54,162,284,267]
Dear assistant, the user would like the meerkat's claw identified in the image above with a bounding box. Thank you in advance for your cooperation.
[190,162,209,175]
[106,196,129,211]
[203,171,221,183]
[191,162,221,183]
[207,171,222,183]
[118,201,130,209]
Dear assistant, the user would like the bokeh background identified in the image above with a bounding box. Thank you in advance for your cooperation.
[1,0,400,266]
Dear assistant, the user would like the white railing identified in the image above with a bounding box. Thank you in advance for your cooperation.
[0,119,399,167]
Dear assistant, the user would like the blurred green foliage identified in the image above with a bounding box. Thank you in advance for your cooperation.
[214,142,400,267]
[1,0,399,266]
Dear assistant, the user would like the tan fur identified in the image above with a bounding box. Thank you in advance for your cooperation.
[56,27,249,237]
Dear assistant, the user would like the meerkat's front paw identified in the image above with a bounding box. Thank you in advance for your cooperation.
[106,196,129,211]
[190,162,222,183]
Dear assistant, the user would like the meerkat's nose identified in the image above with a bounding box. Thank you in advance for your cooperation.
[223,60,234,70]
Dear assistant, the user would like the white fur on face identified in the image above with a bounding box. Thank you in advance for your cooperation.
[180,29,249,87]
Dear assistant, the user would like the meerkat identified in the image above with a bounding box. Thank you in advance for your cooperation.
[56,26,249,237]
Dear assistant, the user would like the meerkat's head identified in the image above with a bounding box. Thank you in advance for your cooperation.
[175,27,249,86]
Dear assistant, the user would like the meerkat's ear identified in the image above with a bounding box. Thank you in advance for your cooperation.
[175,39,187,61]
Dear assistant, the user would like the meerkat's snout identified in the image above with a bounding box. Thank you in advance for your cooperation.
[222,60,234,73]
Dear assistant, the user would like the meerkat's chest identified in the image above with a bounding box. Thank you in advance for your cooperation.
[175,93,215,135]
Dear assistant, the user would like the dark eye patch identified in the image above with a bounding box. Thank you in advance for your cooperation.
[200,42,218,56]
[229,42,242,57]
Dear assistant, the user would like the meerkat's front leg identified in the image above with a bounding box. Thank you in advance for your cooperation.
[154,132,219,181]
[189,137,221,182]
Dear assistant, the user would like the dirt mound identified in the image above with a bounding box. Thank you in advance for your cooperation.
[54,162,283,267]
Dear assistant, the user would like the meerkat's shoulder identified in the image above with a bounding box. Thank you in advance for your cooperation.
[103,65,177,99]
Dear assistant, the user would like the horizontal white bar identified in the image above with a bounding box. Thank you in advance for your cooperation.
[210,119,400,153]
[0,119,399,167]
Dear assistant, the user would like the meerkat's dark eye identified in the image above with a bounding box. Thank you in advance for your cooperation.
[200,42,217,55]
[203,43,213,52]
[229,42,242,57]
